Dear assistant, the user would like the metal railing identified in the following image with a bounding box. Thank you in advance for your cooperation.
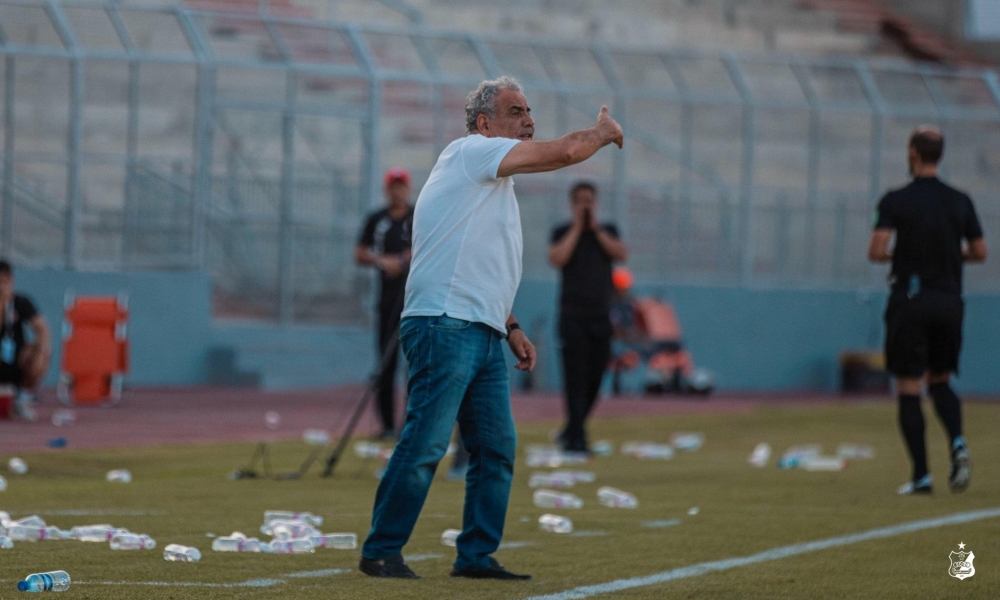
[1,0,1000,322]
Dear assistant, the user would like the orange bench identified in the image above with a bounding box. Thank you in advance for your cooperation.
[58,295,129,406]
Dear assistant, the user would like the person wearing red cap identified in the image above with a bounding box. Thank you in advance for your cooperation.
[549,182,629,453]
[356,168,414,440]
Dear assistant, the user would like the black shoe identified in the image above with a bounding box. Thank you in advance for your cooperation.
[450,558,531,580]
[359,555,420,579]
[950,445,971,492]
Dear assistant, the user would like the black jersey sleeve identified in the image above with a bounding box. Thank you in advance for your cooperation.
[874,193,895,230]
[358,212,379,247]
[964,196,985,241]
[550,224,571,244]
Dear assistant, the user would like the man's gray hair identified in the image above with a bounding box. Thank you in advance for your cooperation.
[465,76,524,134]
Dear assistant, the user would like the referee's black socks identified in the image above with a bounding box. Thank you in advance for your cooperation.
[928,382,965,450]
[898,394,928,482]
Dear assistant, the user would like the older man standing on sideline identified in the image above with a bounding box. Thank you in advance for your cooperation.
[360,76,623,581]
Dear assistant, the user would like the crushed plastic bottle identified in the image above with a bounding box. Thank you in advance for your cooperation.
[17,571,70,592]
[748,442,772,468]
[0,510,11,526]
[310,533,357,550]
[106,469,132,483]
[554,469,596,484]
[528,472,576,488]
[801,456,847,471]
[636,444,675,460]
[163,544,202,562]
[0,474,7,491]
[354,441,384,459]
[270,522,320,541]
[8,457,28,475]
[267,538,315,554]
[688,507,700,516]
[538,514,573,534]
[671,432,705,451]
[532,489,583,509]
[302,429,330,446]
[597,486,638,509]
[440,529,460,547]
[263,511,323,527]
[110,533,156,550]
[836,444,875,460]
[591,440,614,456]
[16,516,46,527]
[778,444,822,469]
[212,534,263,553]
[0,536,14,549]
[70,525,126,542]
[51,409,77,427]
[5,526,67,542]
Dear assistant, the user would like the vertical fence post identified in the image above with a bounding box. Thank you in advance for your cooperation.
[277,70,298,323]
[191,66,215,269]
[1,57,14,256]
[790,61,820,280]
[724,55,756,284]
[65,55,83,270]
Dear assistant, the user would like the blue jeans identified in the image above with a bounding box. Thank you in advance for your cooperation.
[361,315,516,571]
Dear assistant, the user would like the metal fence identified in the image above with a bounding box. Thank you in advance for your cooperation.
[2,0,1000,323]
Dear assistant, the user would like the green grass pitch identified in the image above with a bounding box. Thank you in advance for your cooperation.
[1,400,998,599]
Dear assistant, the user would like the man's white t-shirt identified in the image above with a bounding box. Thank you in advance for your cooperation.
[402,134,522,334]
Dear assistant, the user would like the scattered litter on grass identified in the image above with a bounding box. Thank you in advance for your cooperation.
[263,511,322,527]
[110,533,156,550]
[554,470,596,484]
[205,533,216,537]
[498,541,534,549]
[529,472,576,488]
[802,456,846,471]
[106,469,132,483]
[310,534,356,549]
[0,475,6,491]
[748,443,771,468]
[533,489,583,509]
[163,544,201,562]
[622,442,675,460]
[597,486,638,509]
[591,441,614,456]
[539,514,573,534]
[0,536,12,549]
[687,507,700,516]
[837,444,875,460]
[302,429,330,446]
[671,433,705,451]
[641,519,681,529]
[8,457,27,475]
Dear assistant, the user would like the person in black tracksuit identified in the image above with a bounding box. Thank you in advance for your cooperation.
[356,169,414,440]
[549,182,628,453]
[868,126,988,495]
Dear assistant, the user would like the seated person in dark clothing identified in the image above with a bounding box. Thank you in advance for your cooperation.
[0,260,51,422]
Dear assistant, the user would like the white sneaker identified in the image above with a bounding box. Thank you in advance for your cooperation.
[13,399,37,423]
[898,475,933,495]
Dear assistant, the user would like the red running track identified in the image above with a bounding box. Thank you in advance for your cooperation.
[0,387,850,454]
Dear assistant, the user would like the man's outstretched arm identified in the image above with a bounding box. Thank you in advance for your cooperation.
[497,106,623,178]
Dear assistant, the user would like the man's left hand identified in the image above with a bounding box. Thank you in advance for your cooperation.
[507,329,536,372]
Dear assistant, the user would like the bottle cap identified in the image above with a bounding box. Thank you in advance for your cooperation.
[17,581,28,591]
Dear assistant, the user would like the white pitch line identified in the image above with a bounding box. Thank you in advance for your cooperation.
[285,568,352,579]
[524,507,1000,600]
[405,553,445,562]
[499,541,535,549]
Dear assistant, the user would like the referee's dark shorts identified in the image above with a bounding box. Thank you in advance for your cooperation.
[884,289,963,377]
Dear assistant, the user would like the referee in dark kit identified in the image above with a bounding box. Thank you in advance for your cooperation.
[868,126,987,495]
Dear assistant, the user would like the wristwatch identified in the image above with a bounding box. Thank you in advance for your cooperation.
[505,322,521,339]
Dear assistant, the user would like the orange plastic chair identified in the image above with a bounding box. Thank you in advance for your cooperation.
[58,294,129,406]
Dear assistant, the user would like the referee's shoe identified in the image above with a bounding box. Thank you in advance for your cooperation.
[949,439,971,492]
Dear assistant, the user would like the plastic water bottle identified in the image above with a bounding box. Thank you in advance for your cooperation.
[801,456,847,471]
[538,514,573,534]
[354,441,383,459]
[5,526,66,541]
[529,472,576,489]
[0,510,11,525]
[310,533,357,550]
[163,544,202,562]
[302,429,330,446]
[106,469,132,483]
[212,535,263,553]
[554,470,596,483]
[110,533,156,550]
[591,440,614,456]
[671,433,705,451]
[268,521,319,540]
[836,444,875,460]
[70,525,125,542]
[0,536,13,549]
[16,515,47,527]
[51,409,77,427]
[532,489,583,509]
[440,528,460,547]
[263,511,323,527]
[0,474,7,491]
[634,444,675,460]
[8,457,28,475]
[748,443,772,467]
[778,444,821,469]
[267,538,314,554]
[17,571,71,592]
[597,486,638,509]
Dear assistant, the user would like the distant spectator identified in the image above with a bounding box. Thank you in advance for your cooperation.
[0,260,51,422]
